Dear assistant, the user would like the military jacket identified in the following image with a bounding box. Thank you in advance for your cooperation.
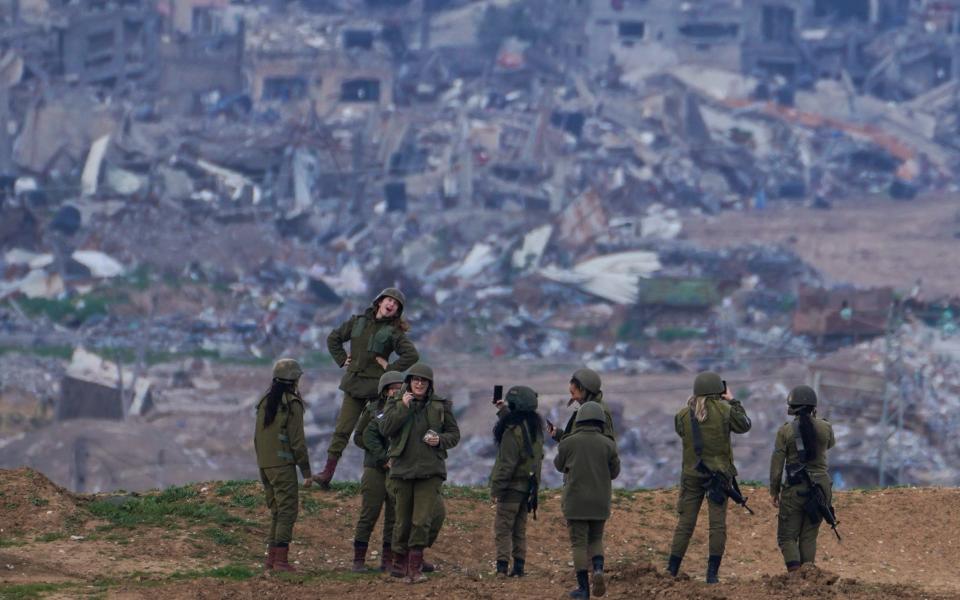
[327,307,419,399]
[356,395,391,469]
[553,393,616,443]
[554,424,620,520]
[675,397,751,478]
[254,391,311,478]
[769,416,835,497]
[379,391,460,480]
[489,419,544,500]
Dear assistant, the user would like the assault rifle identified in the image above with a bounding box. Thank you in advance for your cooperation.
[788,463,841,542]
[696,460,755,515]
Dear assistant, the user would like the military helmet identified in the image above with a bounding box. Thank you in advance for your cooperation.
[272,358,303,382]
[693,371,724,396]
[405,362,434,383]
[571,368,602,395]
[506,385,538,412]
[378,371,405,395]
[576,401,606,424]
[787,385,818,407]
[374,287,406,312]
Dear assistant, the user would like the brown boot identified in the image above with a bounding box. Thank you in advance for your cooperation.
[406,547,426,584]
[380,544,393,573]
[273,544,296,572]
[315,457,338,490]
[352,541,368,572]
[264,545,276,570]
[390,551,407,578]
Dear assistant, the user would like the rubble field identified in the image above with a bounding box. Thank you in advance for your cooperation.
[1,469,958,599]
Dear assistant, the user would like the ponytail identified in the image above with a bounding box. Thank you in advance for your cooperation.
[796,406,819,461]
[687,395,709,423]
[263,379,296,428]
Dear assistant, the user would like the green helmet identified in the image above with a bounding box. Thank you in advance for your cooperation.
[374,287,406,313]
[571,368,601,395]
[378,371,405,395]
[272,358,303,382]
[576,401,606,424]
[787,385,817,407]
[693,371,724,396]
[405,362,434,383]
[506,385,538,412]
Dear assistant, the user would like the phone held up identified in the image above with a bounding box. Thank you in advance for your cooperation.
[492,384,503,404]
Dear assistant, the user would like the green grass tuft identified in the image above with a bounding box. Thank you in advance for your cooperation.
[87,485,250,529]
[203,527,240,546]
[0,583,71,599]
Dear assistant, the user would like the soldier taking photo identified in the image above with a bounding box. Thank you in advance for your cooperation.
[548,368,616,443]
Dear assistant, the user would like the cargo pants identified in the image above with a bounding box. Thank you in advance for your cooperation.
[354,466,396,546]
[567,519,605,571]
[390,476,444,554]
[260,465,299,544]
[777,476,832,566]
[669,474,727,558]
[494,491,529,562]
[327,392,370,458]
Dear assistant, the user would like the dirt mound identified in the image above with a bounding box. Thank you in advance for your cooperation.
[0,467,82,537]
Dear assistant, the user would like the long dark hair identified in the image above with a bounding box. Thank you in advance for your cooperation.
[493,410,545,448]
[795,406,819,461]
[263,379,297,428]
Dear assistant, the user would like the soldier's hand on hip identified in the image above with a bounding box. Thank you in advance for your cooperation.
[375,356,388,369]
[343,355,352,367]
[770,495,779,508]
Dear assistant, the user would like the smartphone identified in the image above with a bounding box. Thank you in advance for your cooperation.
[722,380,728,396]
[492,385,503,404]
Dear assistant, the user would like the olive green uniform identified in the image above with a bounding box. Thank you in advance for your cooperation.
[352,397,397,547]
[379,391,460,554]
[770,418,835,566]
[490,418,543,563]
[552,393,617,443]
[554,423,620,571]
[669,397,751,558]
[254,391,311,545]
[326,308,419,459]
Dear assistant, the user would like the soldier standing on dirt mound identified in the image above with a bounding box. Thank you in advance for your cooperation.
[378,363,460,583]
[555,401,620,599]
[769,385,836,571]
[548,368,616,442]
[350,370,405,572]
[254,359,313,572]
[666,372,752,584]
[320,288,420,488]
[489,385,544,578]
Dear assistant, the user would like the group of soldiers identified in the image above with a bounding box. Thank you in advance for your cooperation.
[252,288,838,597]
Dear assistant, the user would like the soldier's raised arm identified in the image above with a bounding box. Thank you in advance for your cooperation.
[728,397,752,434]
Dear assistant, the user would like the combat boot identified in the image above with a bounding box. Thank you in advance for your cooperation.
[495,560,508,578]
[569,570,590,598]
[786,561,801,572]
[273,544,296,572]
[264,544,276,570]
[315,457,338,490]
[352,541,368,572]
[421,549,435,573]
[706,554,722,584]
[380,543,393,573]
[509,558,525,577]
[390,551,407,578]
[591,555,606,597]
[406,547,426,583]
[667,555,682,577]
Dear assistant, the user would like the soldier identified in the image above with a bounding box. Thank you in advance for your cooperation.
[554,401,620,599]
[254,359,313,572]
[666,372,752,584]
[319,288,420,488]
[548,368,616,443]
[350,370,405,572]
[489,386,544,578]
[769,385,836,571]
[379,363,460,583]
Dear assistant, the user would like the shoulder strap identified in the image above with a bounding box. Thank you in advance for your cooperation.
[792,420,808,463]
[518,421,534,460]
[690,411,704,458]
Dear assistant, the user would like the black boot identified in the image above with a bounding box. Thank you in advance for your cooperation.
[591,555,605,597]
[569,570,590,598]
[352,541,368,572]
[706,555,722,584]
[509,558,525,577]
[667,554,682,577]
[495,559,508,578]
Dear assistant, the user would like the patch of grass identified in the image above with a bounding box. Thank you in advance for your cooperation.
[30,496,49,507]
[203,527,240,546]
[330,481,361,496]
[170,564,257,582]
[441,485,491,501]
[33,532,66,543]
[229,494,259,509]
[0,537,26,548]
[302,496,334,515]
[0,583,71,599]
[215,480,255,496]
[86,485,250,529]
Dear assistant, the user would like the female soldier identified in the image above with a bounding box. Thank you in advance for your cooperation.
[254,358,313,572]
[320,287,419,488]
[769,385,836,571]
[547,368,616,443]
[350,371,405,572]
[379,363,460,583]
[489,386,544,578]
[667,372,751,584]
